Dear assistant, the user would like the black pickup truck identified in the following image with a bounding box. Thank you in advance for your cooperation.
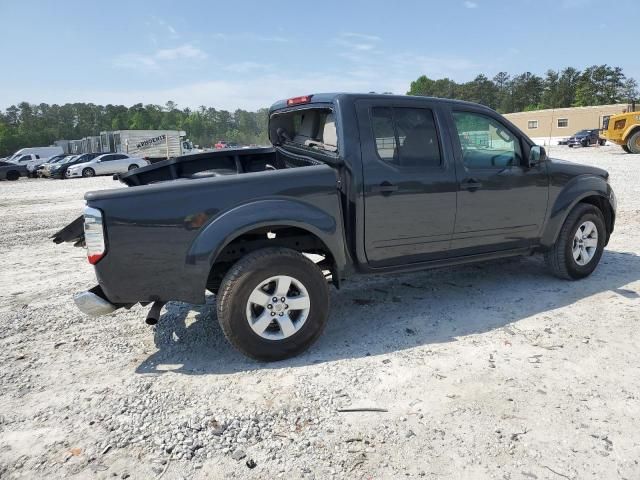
[54,93,616,360]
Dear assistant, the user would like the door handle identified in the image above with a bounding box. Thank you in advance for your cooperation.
[460,178,482,191]
[371,182,398,196]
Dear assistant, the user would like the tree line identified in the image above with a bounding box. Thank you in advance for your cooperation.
[1,64,637,156]
[407,65,638,113]
[0,101,270,156]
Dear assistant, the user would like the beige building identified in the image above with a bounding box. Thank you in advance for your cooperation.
[505,104,627,145]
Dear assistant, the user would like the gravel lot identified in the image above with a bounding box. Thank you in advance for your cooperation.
[0,145,639,480]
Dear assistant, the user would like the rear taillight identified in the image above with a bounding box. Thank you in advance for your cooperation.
[84,206,106,265]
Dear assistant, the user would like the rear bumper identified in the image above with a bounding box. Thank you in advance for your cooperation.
[73,285,118,316]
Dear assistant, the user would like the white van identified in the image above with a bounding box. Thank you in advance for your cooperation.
[6,146,65,168]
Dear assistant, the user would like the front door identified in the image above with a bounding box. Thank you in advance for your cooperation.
[356,99,458,267]
[447,108,549,253]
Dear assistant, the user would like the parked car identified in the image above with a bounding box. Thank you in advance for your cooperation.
[65,153,148,178]
[47,153,101,179]
[567,129,605,147]
[34,154,70,177]
[40,155,78,178]
[8,153,43,169]
[0,160,28,181]
[54,93,616,361]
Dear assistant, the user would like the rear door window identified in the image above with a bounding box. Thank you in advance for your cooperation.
[371,107,442,168]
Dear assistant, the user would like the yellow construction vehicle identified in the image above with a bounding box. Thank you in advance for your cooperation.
[601,103,640,154]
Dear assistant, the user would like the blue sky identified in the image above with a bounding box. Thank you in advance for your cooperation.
[0,0,636,111]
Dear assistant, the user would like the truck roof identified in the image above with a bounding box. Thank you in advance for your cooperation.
[269,92,487,113]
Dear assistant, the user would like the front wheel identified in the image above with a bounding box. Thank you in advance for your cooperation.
[622,145,631,153]
[82,168,95,178]
[128,164,139,171]
[545,203,606,280]
[626,130,640,154]
[5,170,20,181]
[216,247,329,361]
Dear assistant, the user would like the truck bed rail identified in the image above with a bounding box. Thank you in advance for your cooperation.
[117,147,276,187]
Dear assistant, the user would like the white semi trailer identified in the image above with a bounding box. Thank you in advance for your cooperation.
[100,130,200,161]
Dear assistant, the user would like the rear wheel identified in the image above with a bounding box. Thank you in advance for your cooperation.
[622,145,631,153]
[5,170,20,181]
[82,168,95,178]
[216,247,329,361]
[599,139,606,146]
[626,130,640,154]
[545,203,605,280]
[128,164,139,171]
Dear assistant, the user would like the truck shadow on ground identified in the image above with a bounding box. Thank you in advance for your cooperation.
[135,250,640,375]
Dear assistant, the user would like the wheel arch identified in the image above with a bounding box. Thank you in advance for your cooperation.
[186,199,347,298]
[541,179,615,248]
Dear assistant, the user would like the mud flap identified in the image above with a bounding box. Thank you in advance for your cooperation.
[51,215,85,246]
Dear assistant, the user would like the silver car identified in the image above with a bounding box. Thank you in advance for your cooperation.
[65,153,148,178]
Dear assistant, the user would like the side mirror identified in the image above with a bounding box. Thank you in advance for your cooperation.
[529,145,547,167]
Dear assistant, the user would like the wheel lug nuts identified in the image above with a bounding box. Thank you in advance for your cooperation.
[267,304,272,309]
[285,304,288,309]
[271,312,276,316]
[281,297,286,302]
[279,312,284,316]
[272,297,278,302]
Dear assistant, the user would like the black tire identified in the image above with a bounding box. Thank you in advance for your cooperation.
[626,130,640,154]
[599,139,606,146]
[5,170,20,181]
[128,164,139,171]
[82,168,95,178]
[545,203,606,280]
[622,145,631,153]
[581,139,588,147]
[216,247,330,361]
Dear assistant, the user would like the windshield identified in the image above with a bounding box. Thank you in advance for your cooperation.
[575,130,589,136]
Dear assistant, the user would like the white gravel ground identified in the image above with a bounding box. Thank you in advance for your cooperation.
[0,145,639,480]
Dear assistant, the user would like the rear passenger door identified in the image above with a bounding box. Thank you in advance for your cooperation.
[111,154,131,173]
[356,99,458,267]
[94,154,114,174]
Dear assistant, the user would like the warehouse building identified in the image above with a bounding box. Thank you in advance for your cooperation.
[505,104,627,145]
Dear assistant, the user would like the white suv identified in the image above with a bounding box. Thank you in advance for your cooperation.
[65,153,148,178]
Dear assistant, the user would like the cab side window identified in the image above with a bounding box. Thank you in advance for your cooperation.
[452,111,522,169]
[371,107,441,168]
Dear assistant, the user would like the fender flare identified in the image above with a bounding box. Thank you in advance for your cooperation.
[185,198,347,293]
[540,175,614,247]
